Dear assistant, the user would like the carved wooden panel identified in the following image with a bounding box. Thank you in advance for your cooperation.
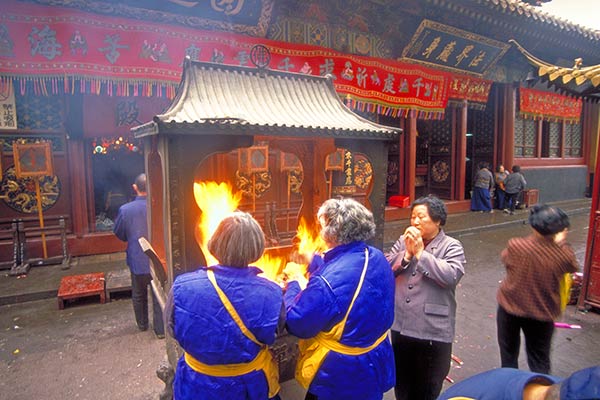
[469,107,494,178]
[427,113,452,199]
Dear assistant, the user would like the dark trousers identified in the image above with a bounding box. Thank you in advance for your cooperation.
[391,331,452,400]
[131,273,164,335]
[495,189,506,209]
[505,192,520,212]
[496,305,554,374]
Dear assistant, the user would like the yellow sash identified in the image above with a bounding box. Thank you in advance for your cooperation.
[296,248,390,389]
[183,269,280,398]
[559,273,572,312]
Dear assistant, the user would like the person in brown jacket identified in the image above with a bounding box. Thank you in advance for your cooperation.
[496,204,579,374]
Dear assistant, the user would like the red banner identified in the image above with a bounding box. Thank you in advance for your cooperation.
[0,0,490,118]
[448,76,492,104]
[519,87,582,123]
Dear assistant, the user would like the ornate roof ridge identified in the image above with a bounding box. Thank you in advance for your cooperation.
[483,0,600,40]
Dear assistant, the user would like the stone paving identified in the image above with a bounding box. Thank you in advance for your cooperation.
[0,197,597,400]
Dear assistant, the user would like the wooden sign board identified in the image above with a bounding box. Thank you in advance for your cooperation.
[402,19,510,76]
[13,142,54,178]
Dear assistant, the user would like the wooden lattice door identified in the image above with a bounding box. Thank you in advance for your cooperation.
[427,113,453,200]
[466,108,495,197]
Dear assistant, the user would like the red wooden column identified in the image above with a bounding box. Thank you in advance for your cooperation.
[500,83,516,169]
[66,138,89,237]
[579,104,600,309]
[405,116,417,202]
[65,94,89,238]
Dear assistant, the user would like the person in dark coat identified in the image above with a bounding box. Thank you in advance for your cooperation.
[494,164,509,210]
[113,173,162,335]
[503,165,527,215]
[471,161,494,212]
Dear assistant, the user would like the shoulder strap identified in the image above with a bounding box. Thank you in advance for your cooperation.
[327,247,369,340]
[207,269,261,345]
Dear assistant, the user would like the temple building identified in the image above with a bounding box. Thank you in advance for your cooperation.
[1,0,599,261]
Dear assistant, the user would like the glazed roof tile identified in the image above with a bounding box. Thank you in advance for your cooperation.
[133,59,400,140]
[478,0,600,40]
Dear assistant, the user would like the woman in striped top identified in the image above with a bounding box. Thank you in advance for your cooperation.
[496,204,579,374]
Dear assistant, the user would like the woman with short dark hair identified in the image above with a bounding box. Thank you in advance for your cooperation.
[385,195,466,400]
[285,198,395,400]
[496,204,579,374]
[165,211,284,400]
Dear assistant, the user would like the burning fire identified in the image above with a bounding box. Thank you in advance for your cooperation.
[296,217,327,260]
[194,180,326,284]
[193,181,242,266]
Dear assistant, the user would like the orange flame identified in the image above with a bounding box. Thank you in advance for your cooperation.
[296,217,327,260]
[256,252,285,283]
[193,181,242,266]
[193,181,325,285]
[280,218,327,281]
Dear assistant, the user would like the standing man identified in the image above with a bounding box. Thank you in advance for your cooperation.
[503,165,527,215]
[113,173,163,337]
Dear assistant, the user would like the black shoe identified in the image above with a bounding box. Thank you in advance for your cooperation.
[138,325,148,332]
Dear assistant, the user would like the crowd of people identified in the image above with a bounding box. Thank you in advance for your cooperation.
[117,181,597,399]
[471,163,528,215]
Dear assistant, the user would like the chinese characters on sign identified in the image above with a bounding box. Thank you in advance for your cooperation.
[1,3,496,117]
[0,80,17,130]
[402,20,510,76]
[519,87,582,123]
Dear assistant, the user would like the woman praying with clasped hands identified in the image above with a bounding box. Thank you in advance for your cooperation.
[385,195,466,400]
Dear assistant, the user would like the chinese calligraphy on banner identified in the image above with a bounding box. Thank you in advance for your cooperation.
[519,87,582,123]
[402,20,510,77]
[0,79,17,130]
[0,0,493,118]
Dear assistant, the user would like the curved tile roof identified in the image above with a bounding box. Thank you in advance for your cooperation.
[482,0,600,40]
[133,59,400,140]
[510,39,600,99]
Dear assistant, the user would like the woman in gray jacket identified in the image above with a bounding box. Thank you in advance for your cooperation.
[503,165,527,215]
[385,195,466,400]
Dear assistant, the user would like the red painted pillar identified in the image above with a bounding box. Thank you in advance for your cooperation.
[406,116,417,202]
[456,101,468,201]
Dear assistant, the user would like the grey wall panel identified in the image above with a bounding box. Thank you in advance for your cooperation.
[521,166,587,203]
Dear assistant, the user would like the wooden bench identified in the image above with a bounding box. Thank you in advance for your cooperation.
[57,272,105,309]
[105,269,132,301]
[7,216,70,275]
[0,221,20,271]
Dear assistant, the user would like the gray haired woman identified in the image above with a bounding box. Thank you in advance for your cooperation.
[165,211,284,400]
[285,198,396,400]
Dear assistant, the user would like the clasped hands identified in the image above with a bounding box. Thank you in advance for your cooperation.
[402,226,424,263]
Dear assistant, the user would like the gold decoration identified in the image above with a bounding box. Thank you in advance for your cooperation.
[235,170,271,198]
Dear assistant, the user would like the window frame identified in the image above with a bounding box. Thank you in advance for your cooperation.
[514,117,585,167]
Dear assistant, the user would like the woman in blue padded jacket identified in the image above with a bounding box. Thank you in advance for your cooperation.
[165,211,284,400]
[284,198,396,400]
